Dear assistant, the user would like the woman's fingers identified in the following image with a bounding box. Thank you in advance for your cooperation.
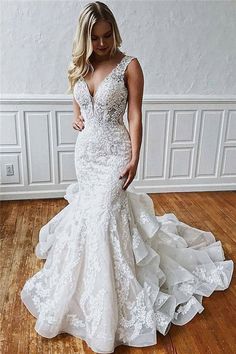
[75,119,84,129]
[73,122,82,130]
[121,168,135,189]
[72,116,85,131]
[119,168,128,179]
[122,174,132,190]
[76,121,84,129]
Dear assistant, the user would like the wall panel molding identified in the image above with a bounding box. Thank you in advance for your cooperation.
[0,94,236,200]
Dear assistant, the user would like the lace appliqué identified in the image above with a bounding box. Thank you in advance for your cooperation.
[192,264,225,285]
[174,297,198,319]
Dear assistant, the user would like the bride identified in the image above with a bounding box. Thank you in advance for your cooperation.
[20,2,234,354]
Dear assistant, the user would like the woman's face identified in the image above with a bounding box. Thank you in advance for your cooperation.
[91,20,114,57]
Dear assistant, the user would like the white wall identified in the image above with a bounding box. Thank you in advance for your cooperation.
[1,0,236,95]
[1,1,236,199]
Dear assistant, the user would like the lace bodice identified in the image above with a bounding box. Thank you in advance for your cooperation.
[73,54,136,128]
[72,54,136,202]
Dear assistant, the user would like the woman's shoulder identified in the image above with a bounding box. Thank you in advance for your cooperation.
[123,54,139,68]
[126,55,141,72]
[123,52,137,60]
[122,54,142,79]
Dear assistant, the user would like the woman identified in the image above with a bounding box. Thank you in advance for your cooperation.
[20,2,234,354]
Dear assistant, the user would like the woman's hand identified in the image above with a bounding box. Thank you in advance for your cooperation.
[119,160,138,190]
[72,115,85,131]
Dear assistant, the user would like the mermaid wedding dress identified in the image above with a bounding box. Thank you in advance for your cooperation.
[20,54,234,354]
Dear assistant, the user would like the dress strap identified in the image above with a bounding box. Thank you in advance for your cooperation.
[119,55,136,76]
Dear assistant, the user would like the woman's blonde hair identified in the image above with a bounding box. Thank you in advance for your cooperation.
[66,1,122,94]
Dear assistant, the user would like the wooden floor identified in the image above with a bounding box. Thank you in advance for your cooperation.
[0,191,235,354]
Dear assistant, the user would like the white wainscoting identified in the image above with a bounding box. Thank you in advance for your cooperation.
[0,95,236,200]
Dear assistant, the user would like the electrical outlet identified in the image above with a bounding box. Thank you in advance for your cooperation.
[6,164,14,176]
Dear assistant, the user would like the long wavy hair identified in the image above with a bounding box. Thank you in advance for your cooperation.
[66,1,123,94]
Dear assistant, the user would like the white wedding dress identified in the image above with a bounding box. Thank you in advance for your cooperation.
[20,54,234,354]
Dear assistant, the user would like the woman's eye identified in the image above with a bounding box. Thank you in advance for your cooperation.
[91,33,112,41]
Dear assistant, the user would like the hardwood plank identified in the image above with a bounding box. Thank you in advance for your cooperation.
[0,192,235,354]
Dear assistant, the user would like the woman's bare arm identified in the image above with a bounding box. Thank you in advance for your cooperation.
[72,97,85,131]
[119,58,144,190]
[126,58,144,164]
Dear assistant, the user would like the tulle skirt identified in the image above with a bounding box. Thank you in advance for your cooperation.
[20,182,234,354]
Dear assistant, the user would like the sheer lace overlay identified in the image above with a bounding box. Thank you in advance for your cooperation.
[20,54,234,354]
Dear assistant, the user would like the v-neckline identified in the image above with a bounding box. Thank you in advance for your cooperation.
[82,54,127,100]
